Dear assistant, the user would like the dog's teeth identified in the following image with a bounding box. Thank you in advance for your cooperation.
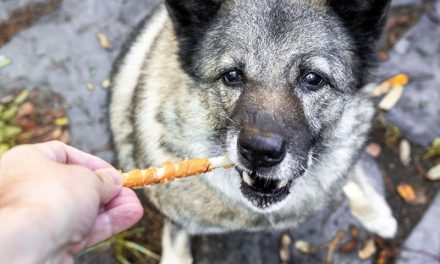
[243,171,254,186]
[278,179,288,188]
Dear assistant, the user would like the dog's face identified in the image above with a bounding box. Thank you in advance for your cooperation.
[166,0,390,211]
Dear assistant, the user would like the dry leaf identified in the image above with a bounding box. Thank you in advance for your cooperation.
[17,102,34,118]
[0,56,12,69]
[366,143,382,158]
[51,127,63,140]
[86,82,95,91]
[59,130,71,144]
[295,240,312,254]
[339,239,359,254]
[371,73,409,97]
[387,73,410,87]
[399,140,411,166]
[371,82,392,97]
[96,32,112,50]
[412,189,428,205]
[379,85,404,110]
[358,239,376,260]
[55,117,69,127]
[102,79,111,89]
[427,164,440,181]
[376,249,392,264]
[279,233,292,262]
[349,225,359,239]
[397,183,416,203]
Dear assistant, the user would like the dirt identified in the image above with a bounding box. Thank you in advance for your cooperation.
[371,114,440,262]
[0,0,62,48]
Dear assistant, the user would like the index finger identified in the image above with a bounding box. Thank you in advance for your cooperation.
[34,141,113,171]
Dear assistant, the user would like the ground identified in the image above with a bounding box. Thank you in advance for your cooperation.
[0,0,439,263]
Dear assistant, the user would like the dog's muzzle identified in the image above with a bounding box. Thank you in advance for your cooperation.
[238,128,286,168]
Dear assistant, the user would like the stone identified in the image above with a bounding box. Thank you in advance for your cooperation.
[376,2,440,147]
[0,0,161,161]
[396,191,440,264]
[391,0,423,7]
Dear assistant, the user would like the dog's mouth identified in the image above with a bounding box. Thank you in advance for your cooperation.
[236,167,293,209]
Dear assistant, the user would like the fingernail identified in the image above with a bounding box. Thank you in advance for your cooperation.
[95,168,122,185]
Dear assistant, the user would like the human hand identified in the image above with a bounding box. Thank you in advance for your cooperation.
[0,141,144,263]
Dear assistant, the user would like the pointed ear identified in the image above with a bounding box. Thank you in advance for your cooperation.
[328,0,391,42]
[165,0,223,28]
[164,0,224,77]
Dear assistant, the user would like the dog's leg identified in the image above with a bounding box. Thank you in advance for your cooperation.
[343,161,398,238]
[160,221,193,264]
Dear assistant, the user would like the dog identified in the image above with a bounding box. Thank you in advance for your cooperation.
[110,1,397,263]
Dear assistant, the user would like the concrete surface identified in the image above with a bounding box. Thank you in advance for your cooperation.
[377,0,440,147]
[1,0,439,263]
[396,191,440,264]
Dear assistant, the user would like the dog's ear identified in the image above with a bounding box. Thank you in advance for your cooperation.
[328,0,391,41]
[328,0,391,42]
[165,0,223,29]
[164,0,224,77]
[328,0,391,88]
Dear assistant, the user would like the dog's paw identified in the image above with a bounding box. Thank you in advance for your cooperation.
[357,209,398,239]
[160,254,193,264]
[344,181,398,239]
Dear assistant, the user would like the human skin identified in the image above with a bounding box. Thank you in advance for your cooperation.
[0,141,144,264]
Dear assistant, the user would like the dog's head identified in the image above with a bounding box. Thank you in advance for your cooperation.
[166,0,390,211]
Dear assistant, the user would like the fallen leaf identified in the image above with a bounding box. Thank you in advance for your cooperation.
[387,73,410,87]
[397,183,416,203]
[55,117,69,127]
[17,102,35,118]
[13,90,30,105]
[349,225,359,239]
[0,56,12,69]
[1,105,17,121]
[295,240,312,254]
[102,79,111,89]
[412,188,428,205]
[96,32,112,50]
[0,143,9,156]
[358,239,376,260]
[366,143,382,158]
[379,51,389,61]
[59,130,71,144]
[379,85,404,110]
[371,82,392,97]
[427,164,440,181]
[339,239,359,254]
[399,140,411,166]
[86,82,95,91]
[371,73,409,97]
[326,231,346,264]
[423,138,440,159]
[376,249,392,264]
[279,233,292,263]
[51,127,63,140]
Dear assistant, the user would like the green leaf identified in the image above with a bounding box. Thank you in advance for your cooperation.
[0,144,10,157]
[1,105,17,121]
[13,90,30,105]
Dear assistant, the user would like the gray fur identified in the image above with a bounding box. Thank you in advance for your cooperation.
[110,0,391,262]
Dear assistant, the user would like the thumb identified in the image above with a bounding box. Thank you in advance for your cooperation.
[93,167,123,204]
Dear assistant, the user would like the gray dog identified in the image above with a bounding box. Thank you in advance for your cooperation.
[110,0,397,263]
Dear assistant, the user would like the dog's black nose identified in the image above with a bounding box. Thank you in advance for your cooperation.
[238,129,286,168]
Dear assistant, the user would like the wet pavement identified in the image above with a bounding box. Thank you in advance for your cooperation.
[0,0,439,263]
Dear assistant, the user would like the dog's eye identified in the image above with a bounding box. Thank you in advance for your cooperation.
[302,72,327,89]
[222,69,244,86]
